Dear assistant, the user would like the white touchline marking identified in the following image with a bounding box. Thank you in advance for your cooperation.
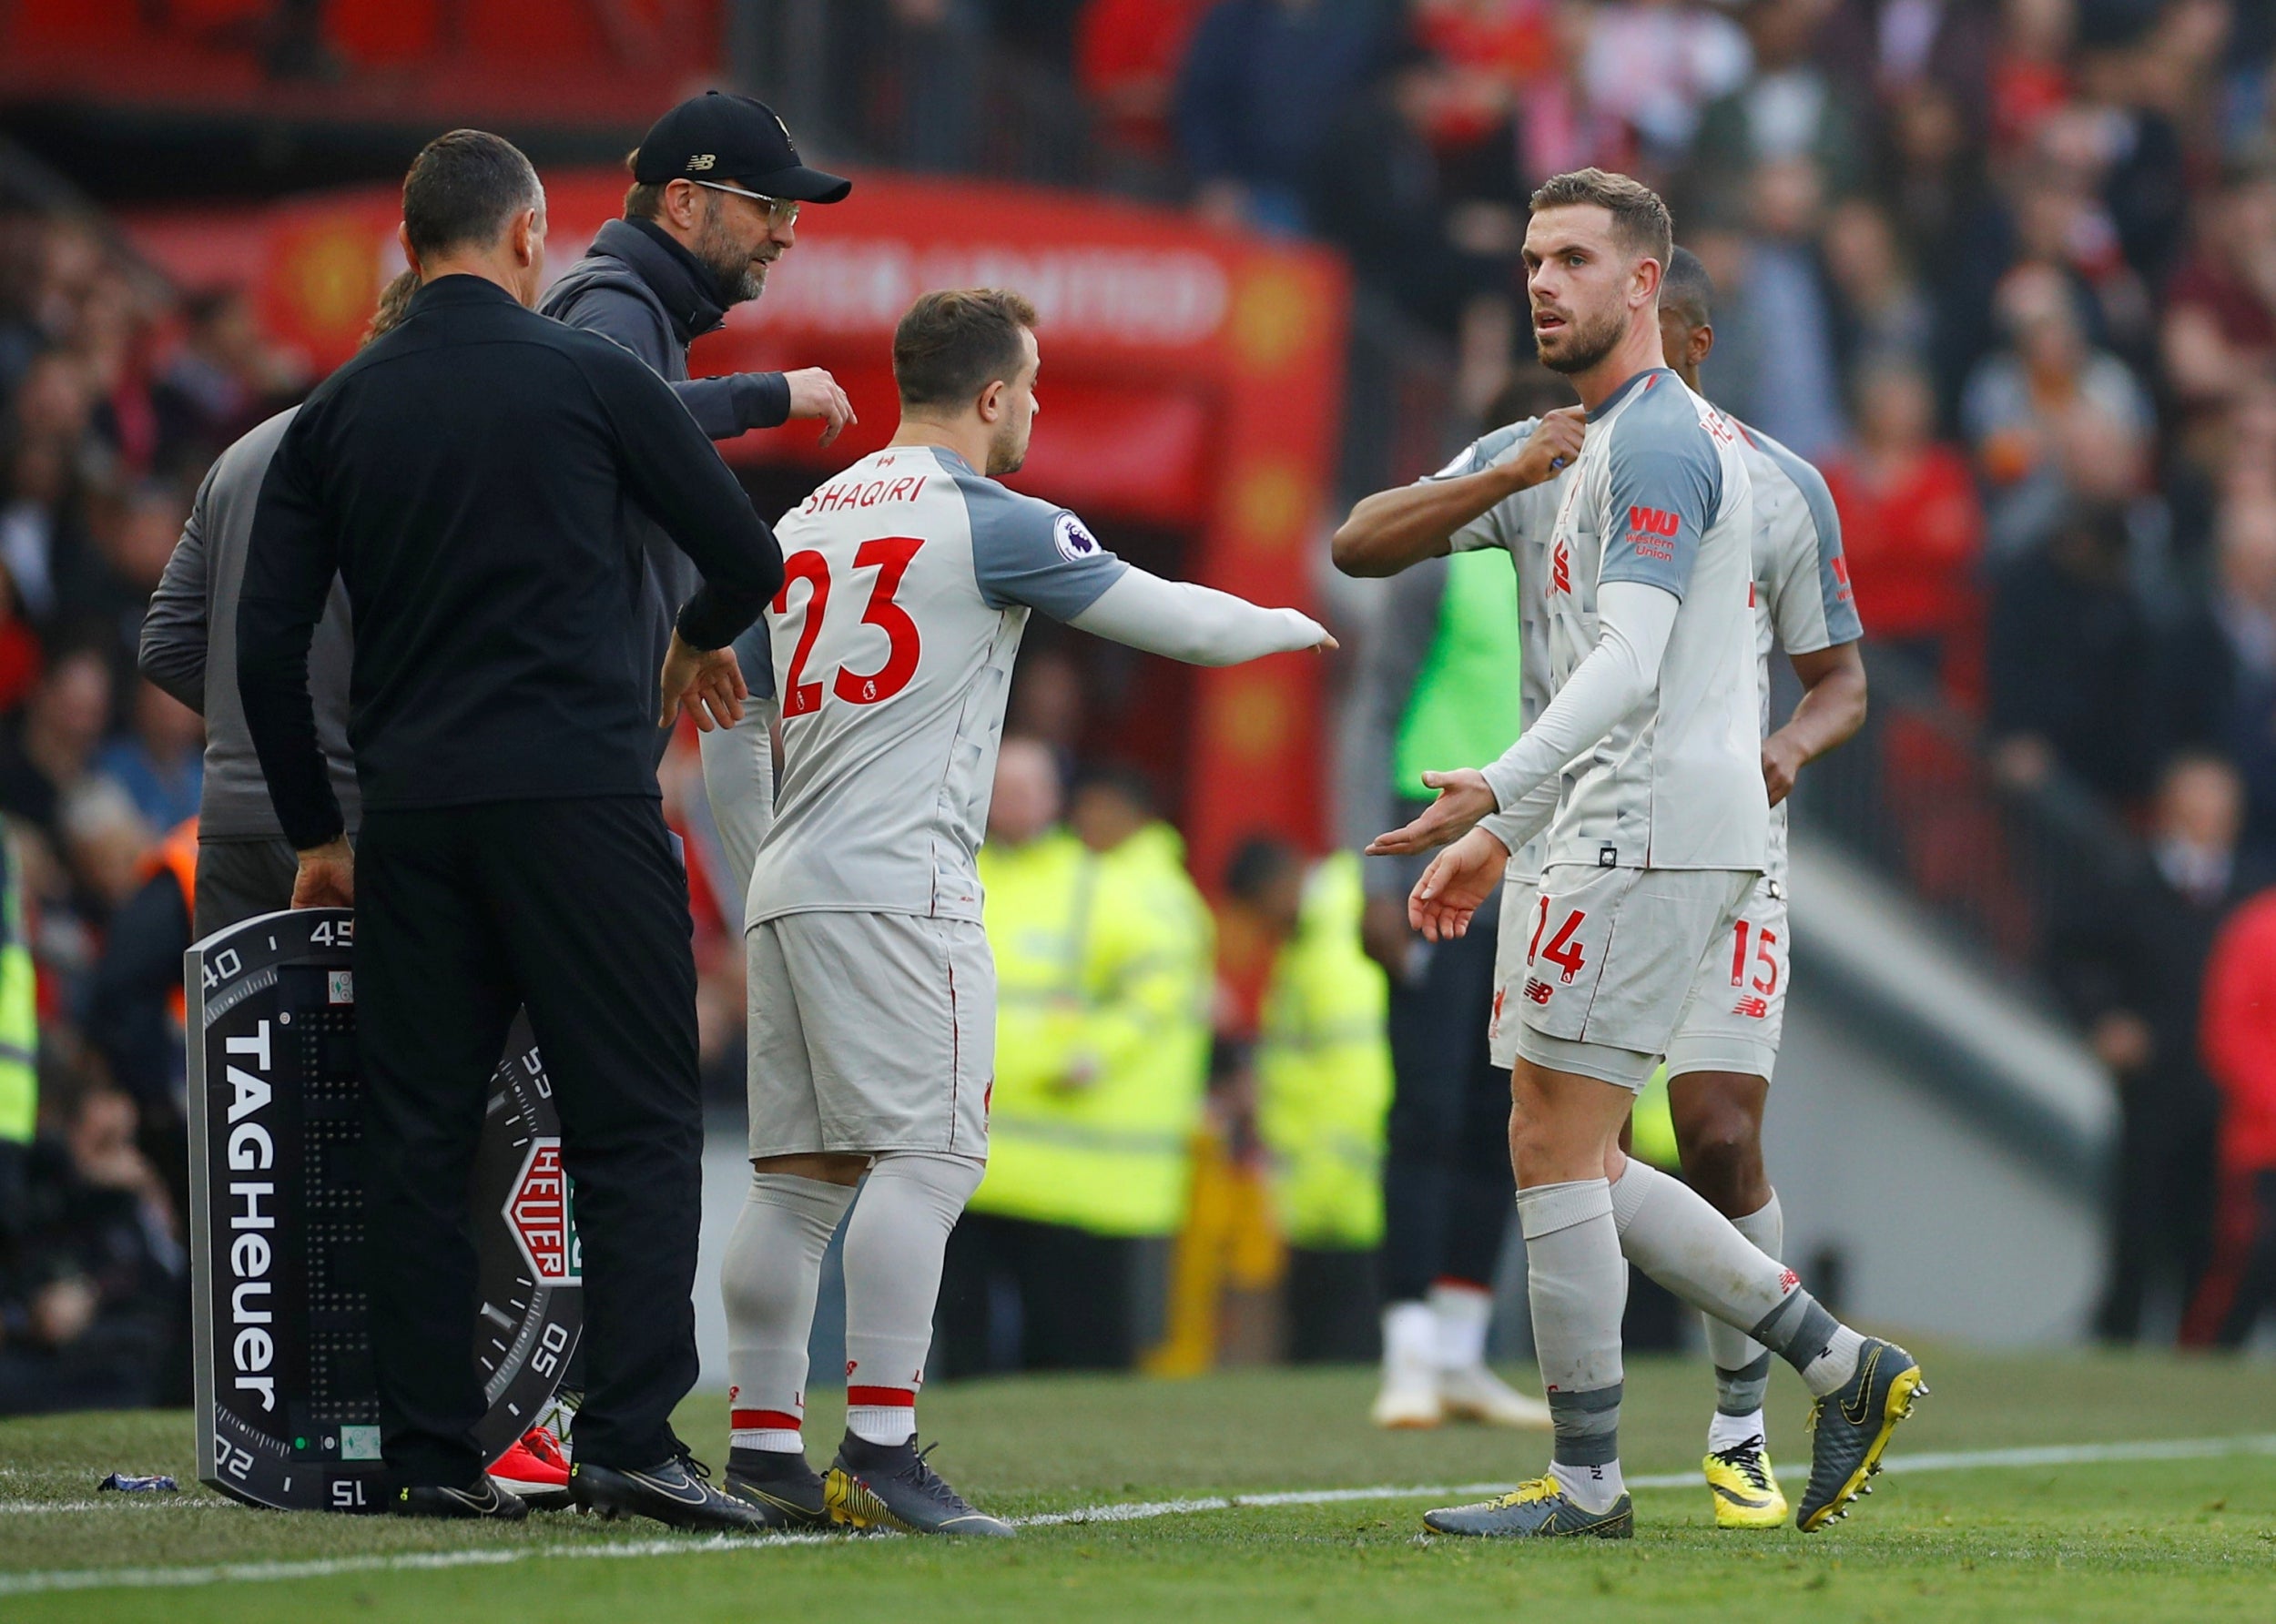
[2,1432,2271,1594]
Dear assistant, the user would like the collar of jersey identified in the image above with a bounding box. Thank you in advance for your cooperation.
[1586,365,1675,422]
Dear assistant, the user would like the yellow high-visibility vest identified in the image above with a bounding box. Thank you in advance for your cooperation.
[1255,853,1393,1250]
[973,823,1212,1237]
[0,828,36,1145]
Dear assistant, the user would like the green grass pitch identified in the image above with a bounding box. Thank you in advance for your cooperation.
[3,1348,2273,1621]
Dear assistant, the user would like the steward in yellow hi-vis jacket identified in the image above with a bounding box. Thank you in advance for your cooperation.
[1255,850,1394,1361]
[939,746,1212,1374]
[0,826,36,1235]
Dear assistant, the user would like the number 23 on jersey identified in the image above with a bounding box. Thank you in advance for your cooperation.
[775,537,927,718]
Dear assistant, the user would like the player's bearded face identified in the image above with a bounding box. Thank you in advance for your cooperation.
[1531,282,1627,375]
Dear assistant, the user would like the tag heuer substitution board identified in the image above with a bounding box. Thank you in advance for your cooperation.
[186,908,582,1512]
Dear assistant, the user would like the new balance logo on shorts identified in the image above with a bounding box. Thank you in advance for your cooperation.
[1732,994,1769,1019]
[1525,978,1553,1005]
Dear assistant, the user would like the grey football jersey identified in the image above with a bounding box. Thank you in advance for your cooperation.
[1533,367,1766,872]
[748,446,1125,925]
[1734,420,1864,884]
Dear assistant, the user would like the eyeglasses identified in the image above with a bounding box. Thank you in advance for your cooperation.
[690,179,799,229]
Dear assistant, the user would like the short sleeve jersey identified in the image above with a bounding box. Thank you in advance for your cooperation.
[748,446,1126,925]
[1539,368,1766,871]
[1734,419,1864,884]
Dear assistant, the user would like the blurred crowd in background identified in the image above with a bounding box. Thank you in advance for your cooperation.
[7,0,2276,1410]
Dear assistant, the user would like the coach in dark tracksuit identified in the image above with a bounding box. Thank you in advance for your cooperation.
[543,90,851,849]
[238,131,784,1528]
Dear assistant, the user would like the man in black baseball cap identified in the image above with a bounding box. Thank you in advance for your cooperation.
[544,91,853,900]
[630,88,854,204]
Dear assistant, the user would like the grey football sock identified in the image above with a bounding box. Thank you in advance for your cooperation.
[1706,1192,1783,1421]
[1609,1159,1860,1398]
[840,1151,985,1444]
[1517,1179,1626,1511]
[723,1171,856,1451]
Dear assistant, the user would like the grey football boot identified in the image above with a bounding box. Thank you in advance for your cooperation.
[1796,1337,1927,1531]
[825,1435,1015,1537]
[724,1447,833,1530]
[1422,1477,1634,1538]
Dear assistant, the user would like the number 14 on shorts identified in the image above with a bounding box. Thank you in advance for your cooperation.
[1527,896,1588,985]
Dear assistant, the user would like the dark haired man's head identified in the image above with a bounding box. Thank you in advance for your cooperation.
[1070,765,1157,855]
[1224,836,1306,938]
[397,129,547,307]
[894,289,1042,475]
[1524,168,1674,380]
[1657,244,1716,391]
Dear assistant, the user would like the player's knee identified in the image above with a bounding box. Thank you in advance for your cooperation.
[1675,1109,1764,1210]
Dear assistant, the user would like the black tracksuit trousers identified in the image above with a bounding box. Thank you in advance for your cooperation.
[355,797,702,1485]
[1381,912,1515,1304]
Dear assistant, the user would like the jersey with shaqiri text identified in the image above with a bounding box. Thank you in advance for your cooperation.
[1732,419,1864,886]
[747,446,1126,926]
[1539,367,1766,872]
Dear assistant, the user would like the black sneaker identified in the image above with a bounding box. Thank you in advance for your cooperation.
[725,1446,832,1530]
[825,1435,1014,1537]
[571,1454,776,1532]
[391,1477,529,1520]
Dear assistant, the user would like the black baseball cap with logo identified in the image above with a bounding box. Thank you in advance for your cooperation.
[632,91,852,203]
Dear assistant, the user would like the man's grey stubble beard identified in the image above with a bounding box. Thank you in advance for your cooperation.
[695,206,767,305]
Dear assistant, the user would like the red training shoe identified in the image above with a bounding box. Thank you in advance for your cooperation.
[488,1426,573,1509]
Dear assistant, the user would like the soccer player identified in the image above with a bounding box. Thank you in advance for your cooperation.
[715,289,1333,1536]
[1337,244,1873,1528]
[1368,169,1921,1538]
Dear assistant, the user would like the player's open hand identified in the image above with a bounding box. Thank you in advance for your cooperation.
[783,367,856,447]
[659,634,748,731]
[1367,767,1498,857]
[1408,825,1510,941]
[1511,405,1586,488]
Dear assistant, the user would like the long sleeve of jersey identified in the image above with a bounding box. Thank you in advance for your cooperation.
[1480,776,1560,858]
[698,698,775,928]
[1069,567,1326,665]
[1478,580,1678,813]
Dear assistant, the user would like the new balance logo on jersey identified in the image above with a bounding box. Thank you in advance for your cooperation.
[1626,505,1680,562]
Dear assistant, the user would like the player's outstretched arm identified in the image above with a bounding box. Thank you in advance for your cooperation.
[1068,567,1335,665]
[1332,407,1583,577]
[1367,580,1677,856]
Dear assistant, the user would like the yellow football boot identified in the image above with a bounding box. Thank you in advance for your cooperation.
[1702,1436,1788,1529]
